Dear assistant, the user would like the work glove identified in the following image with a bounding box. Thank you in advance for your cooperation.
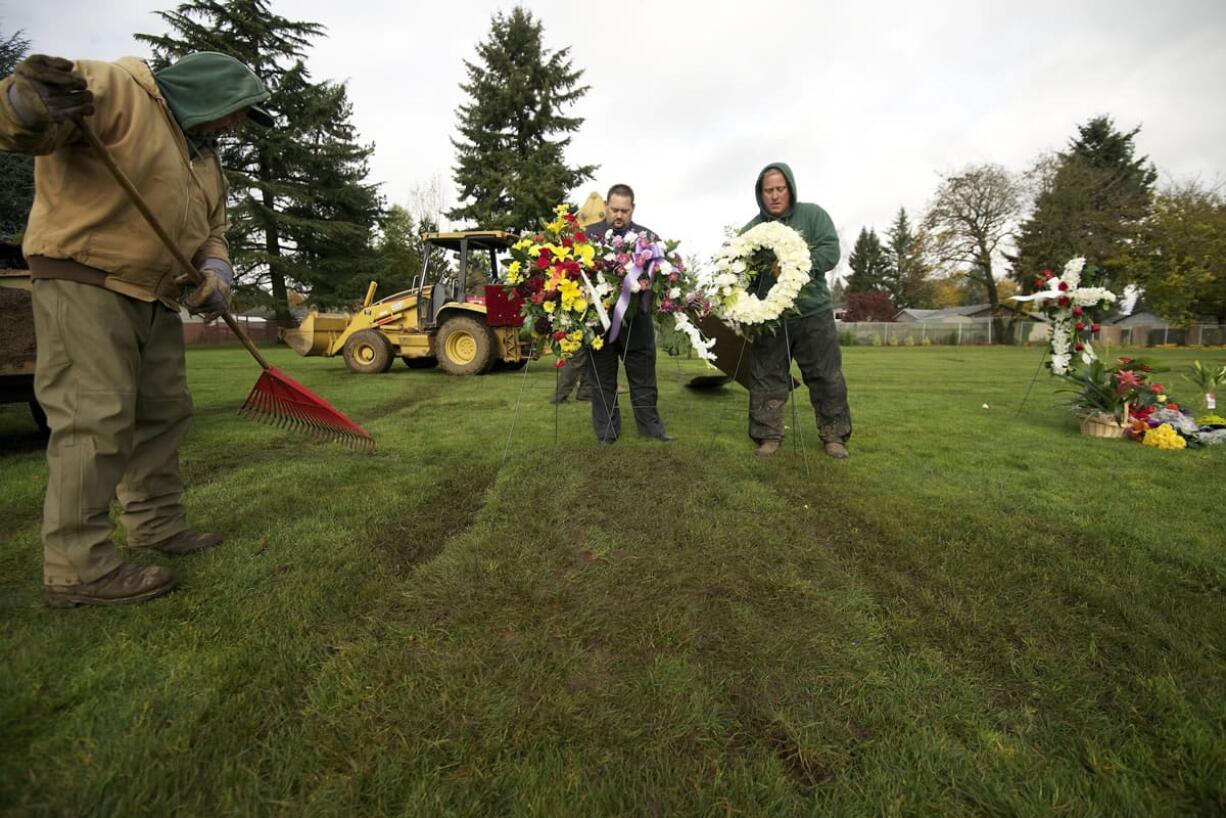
[176,259,233,322]
[6,55,94,127]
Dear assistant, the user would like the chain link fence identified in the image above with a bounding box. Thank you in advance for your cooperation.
[835,319,1226,347]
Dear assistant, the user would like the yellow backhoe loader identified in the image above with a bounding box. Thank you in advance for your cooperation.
[281,230,532,375]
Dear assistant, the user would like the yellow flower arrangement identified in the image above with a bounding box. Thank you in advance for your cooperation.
[1142,423,1187,450]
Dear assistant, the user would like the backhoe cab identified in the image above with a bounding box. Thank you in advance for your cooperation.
[282,230,531,375]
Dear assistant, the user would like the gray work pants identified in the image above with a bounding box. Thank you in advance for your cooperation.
[747,309,851,445]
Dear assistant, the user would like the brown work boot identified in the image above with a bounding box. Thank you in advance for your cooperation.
[824,442,850,459]
[44,563,177,608]
[755,440,781,457]
[130,530,223,556]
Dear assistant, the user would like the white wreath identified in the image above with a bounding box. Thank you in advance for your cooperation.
[706,222,812,326]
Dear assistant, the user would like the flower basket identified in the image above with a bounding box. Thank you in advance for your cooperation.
[1079,411,1126,438]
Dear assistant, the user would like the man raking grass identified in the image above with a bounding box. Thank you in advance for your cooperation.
[0,51,368,609]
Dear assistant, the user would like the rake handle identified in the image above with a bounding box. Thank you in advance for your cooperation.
[77,121,272,370]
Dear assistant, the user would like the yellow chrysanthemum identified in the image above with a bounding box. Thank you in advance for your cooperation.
[554,204,570,216]
[1142,423,1186,450]
[573,298,588,312]
[591,337,604,351]
[543,300,555,314]
[577,244,596,266]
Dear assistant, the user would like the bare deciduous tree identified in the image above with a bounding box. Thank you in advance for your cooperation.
[922,163,1022,311]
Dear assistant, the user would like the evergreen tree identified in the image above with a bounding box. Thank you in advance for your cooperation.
[138,0,382,322]
[1012,116,1157,291]
[846,227,890,293]
[448,6,595,232]
[882,207,930,308]
[0,28,33,243]
[830,277,847,309]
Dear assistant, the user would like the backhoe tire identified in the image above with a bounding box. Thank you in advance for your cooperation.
[436,316,494,376]
[343,330,394,374]
[404,356,438,369]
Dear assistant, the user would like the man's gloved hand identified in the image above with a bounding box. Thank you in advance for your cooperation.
[6,55,94,127]
[176,259,233,322]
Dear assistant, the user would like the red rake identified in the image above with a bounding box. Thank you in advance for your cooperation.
[80,122,374,451]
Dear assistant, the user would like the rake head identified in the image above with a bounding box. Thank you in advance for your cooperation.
[238,367,374,451]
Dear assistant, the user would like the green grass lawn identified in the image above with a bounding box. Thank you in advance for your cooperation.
[1,344,1223,817]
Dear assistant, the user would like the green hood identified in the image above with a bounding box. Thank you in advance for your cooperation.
[154,51,272,133]
[755,161,797,220]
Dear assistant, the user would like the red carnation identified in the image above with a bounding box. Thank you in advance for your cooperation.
[574,232,587,244]
[1072,306,1083,316]
[561,237,573,248]
[1040,269,1053,278]
[553,359,566,368]
[552,330,566,341]
[1091,323,1100,332]
[1151,383,1164,393]
[1075,341,1085,351]
[1075,321,1086,330]
[1058,296,1070,307]
[1167,402,1179,410]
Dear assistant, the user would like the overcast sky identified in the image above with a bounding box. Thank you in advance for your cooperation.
[5,0,1226,280]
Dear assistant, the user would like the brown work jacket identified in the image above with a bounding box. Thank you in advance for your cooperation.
[0,57,228,309]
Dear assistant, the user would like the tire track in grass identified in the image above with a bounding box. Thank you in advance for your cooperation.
[369,465,498,573]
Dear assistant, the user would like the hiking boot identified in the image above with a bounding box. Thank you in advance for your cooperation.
[130,530,223,556]
[44,563,177,608]
[824,442,850,459]
[755,440,780,457]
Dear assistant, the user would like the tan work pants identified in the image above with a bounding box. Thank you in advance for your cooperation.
[32,279,192,586]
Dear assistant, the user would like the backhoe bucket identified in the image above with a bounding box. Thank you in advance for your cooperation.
[280,311,351,357]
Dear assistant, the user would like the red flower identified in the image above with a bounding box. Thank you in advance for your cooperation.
[1072,306,1083,316]
[552,330,566,341]
[1058,281,1069,291]
[1058,296,1070,307]
[1075,321,1086,330]
[535,254,550,270]
[561,237,573,248]
[1040,269,1053,278]
[1034,278,1045,288]
[1091,323,1100,332]
[1167,402,1179,410]
[563,212,577,223]
[574,232,587,244]
[553,359,566,368]
[1075,341,1085,351]
[1151,383,1164,393]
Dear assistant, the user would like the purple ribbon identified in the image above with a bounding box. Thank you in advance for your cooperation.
[608,235,662,342]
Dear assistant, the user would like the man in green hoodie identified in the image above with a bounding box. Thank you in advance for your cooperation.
[0,52,272,607]
[742,163,852,459]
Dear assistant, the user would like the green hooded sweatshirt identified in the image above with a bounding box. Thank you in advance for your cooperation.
[154,51,271,135]
[742,162,840,317]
